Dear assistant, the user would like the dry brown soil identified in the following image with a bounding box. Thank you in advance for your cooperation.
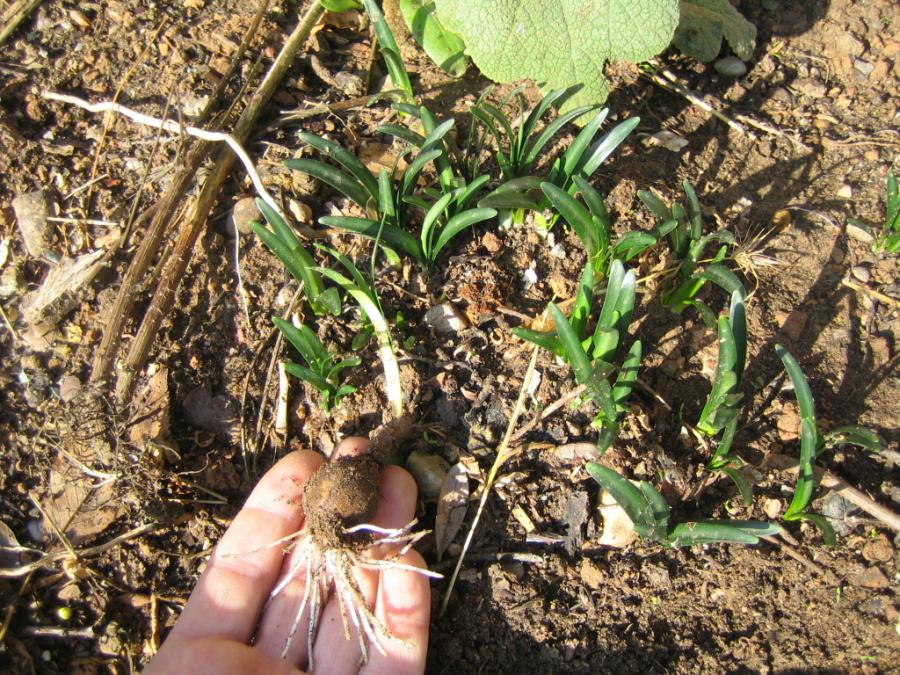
[0,0,898,673]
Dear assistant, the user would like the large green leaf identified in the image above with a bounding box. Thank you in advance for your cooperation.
[674,0,756,62]
[585,464,669,542]
[400,0,469,76]
[433,0,679,111]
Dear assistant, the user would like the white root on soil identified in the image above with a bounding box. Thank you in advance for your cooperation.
[270,519,441,669]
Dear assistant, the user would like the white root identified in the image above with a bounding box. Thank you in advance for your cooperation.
[271,519,441,667]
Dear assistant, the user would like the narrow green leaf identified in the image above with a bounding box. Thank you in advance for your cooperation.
[522,104,597,169]
[319,0,362,11]
[784,418,819,519]
[541,182,595,254]
[822,425,884,453]
[550,303,592,385]
[614,231,658,260]
[432,207,497,260]
[378,169,396,217]
[454,175,490,208]
[638,189,672,222]
[571,262,595,337]
[363,0,413,96]
[295,133,379,200]
[378,123,426,147]
[580,117,640,177]
[792,512,836,547]
[510,326,563,357]
[519,87,578,162]
[284,362,329,391]
[699,263,744,295]
[612,340,642,406]
[721,466,753,506]
[586,464,666,539]
[320,216,424,261]
[401,148,443,196]
[668,520,780,547]
[637,480,670,530]
[273,317,322,367]
[729,290,746,383]
[775,344,816,422]
[285,158,371,209]
[561,108,610,178]
[421,192,454,258]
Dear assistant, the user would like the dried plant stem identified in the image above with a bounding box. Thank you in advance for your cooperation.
[0,522,159,578]
[510,383,587,445]
[86,0,272,385]
[770,454,900,532]
[111,0,325,405]
[0,0,42,46]
[440,346,540,615]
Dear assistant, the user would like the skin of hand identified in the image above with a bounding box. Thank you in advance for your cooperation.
[144,438,431,675]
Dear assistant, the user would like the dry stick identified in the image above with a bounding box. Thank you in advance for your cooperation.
[114,1,325,405]
[509,383,587,445]
[0,522,159,578]
[440,346,540,616]
[0,0,42,46]
[86,0,272,385]
[646,66,810,151]
[760,534,833,580]
[770,454,900,532]
[841,277,899,309]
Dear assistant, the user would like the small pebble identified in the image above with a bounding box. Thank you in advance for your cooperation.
[836,184,853,199]
[853,59,874,76]
[228,197,260,236]
[715,56,747,78]
[846,222,875,244]
[850,265,871,283]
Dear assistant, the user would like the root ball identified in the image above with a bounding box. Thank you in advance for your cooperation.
[303,454,381,549]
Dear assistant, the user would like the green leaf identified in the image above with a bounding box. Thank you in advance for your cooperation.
[614,231,658,260]
[585,464,669,542]
[775,344,816,422]
[363,0,414,96]
[320,0,362,11]
[637,189,672,222]
[541,182,595,254]
[399,0,469,77]
[295,133,379,201]
[611,340,641,406]
[401,148,443,196]
[510,326,563,357]
[699,263,744,295]
[792,512,836,547]
[320,216,425,261]
[378,123,427,147]
[668,520,780,547]
[284,362,329,392]
[433,0,679,111]
[674,0,757,62]
[720,465,753,506]
[421,192,454,257]
[785,418,819,519]
[823,425,884,454]
[431,207,497,260]
[729,290,746,383]
[560,108,609,179]
[550,302,592,385]
[579,117,641,177]
[522,104,597,169]
[285,158,371,209]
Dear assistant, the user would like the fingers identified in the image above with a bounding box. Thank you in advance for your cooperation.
[146,635,307,675]
[363,549,431,675]
[171,450,324,643]
[309,465,419,672]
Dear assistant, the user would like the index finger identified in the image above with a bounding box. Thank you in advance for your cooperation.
[171,450,324,642]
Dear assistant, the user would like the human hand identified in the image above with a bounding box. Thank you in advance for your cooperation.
[145,438,430,674]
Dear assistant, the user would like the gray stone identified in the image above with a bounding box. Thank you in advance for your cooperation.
[714,56,747,78]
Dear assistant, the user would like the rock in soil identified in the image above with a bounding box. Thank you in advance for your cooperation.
[12,190,53,258]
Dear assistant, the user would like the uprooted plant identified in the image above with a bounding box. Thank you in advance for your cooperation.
[264,420,440,665]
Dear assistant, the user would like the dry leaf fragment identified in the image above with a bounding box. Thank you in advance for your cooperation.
[435,462,469,560]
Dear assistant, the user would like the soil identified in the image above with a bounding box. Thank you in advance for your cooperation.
[1,0,898,673]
